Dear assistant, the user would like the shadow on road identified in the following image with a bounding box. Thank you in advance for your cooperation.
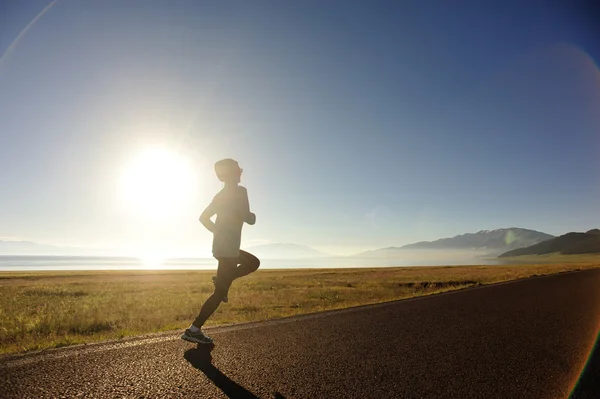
[184,344,286,399]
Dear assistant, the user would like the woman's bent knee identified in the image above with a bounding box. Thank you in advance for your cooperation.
[251,258,260,272]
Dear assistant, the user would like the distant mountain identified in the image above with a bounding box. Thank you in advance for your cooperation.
[1,240,65,255]
[402,228,553,252]
[499,229,600,257]
[245,243,330,259]
[0,240,103,256]
[356,228,554,258]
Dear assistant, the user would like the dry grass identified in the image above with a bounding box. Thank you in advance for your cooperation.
[1,262,599,355]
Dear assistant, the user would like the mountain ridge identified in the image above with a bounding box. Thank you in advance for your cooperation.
[499,229,600,257]
[401,228,554,250]
[356,228,554,258]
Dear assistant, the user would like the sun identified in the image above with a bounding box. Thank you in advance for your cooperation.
[120,148,198,219]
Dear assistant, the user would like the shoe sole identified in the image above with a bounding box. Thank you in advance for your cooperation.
[180,333,213,344]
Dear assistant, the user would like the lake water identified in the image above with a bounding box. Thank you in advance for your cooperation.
[0,255,503,271]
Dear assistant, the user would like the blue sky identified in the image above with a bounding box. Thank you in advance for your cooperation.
[1,1,599,256]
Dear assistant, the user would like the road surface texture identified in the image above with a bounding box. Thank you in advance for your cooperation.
[2,268,600,398]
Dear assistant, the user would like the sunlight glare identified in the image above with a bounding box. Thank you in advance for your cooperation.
[138,252,166,269]
[120,148,198,219]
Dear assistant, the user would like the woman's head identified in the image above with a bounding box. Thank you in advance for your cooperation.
[214,158,242,183]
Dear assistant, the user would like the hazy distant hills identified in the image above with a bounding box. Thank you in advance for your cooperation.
[499,229,600,257]
[0,240,110,256]
[357,228,554,258]
[0,240,330,259]
[245,243,331,259]
[2,227,571,260]
[0,240,70,256]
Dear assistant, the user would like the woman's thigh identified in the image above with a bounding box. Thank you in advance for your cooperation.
[216,258,238,287]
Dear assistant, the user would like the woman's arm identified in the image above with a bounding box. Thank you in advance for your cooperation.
[199,199,217,232]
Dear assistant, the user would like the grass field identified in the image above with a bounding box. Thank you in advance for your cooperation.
[1,261,600,355]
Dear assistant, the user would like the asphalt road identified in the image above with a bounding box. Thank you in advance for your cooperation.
[2,268,600,398]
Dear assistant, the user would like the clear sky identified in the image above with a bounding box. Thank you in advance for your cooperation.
[1,1,599,257]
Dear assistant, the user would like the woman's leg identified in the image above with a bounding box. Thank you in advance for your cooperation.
[234,250,260,279]
[192,258,237,327]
